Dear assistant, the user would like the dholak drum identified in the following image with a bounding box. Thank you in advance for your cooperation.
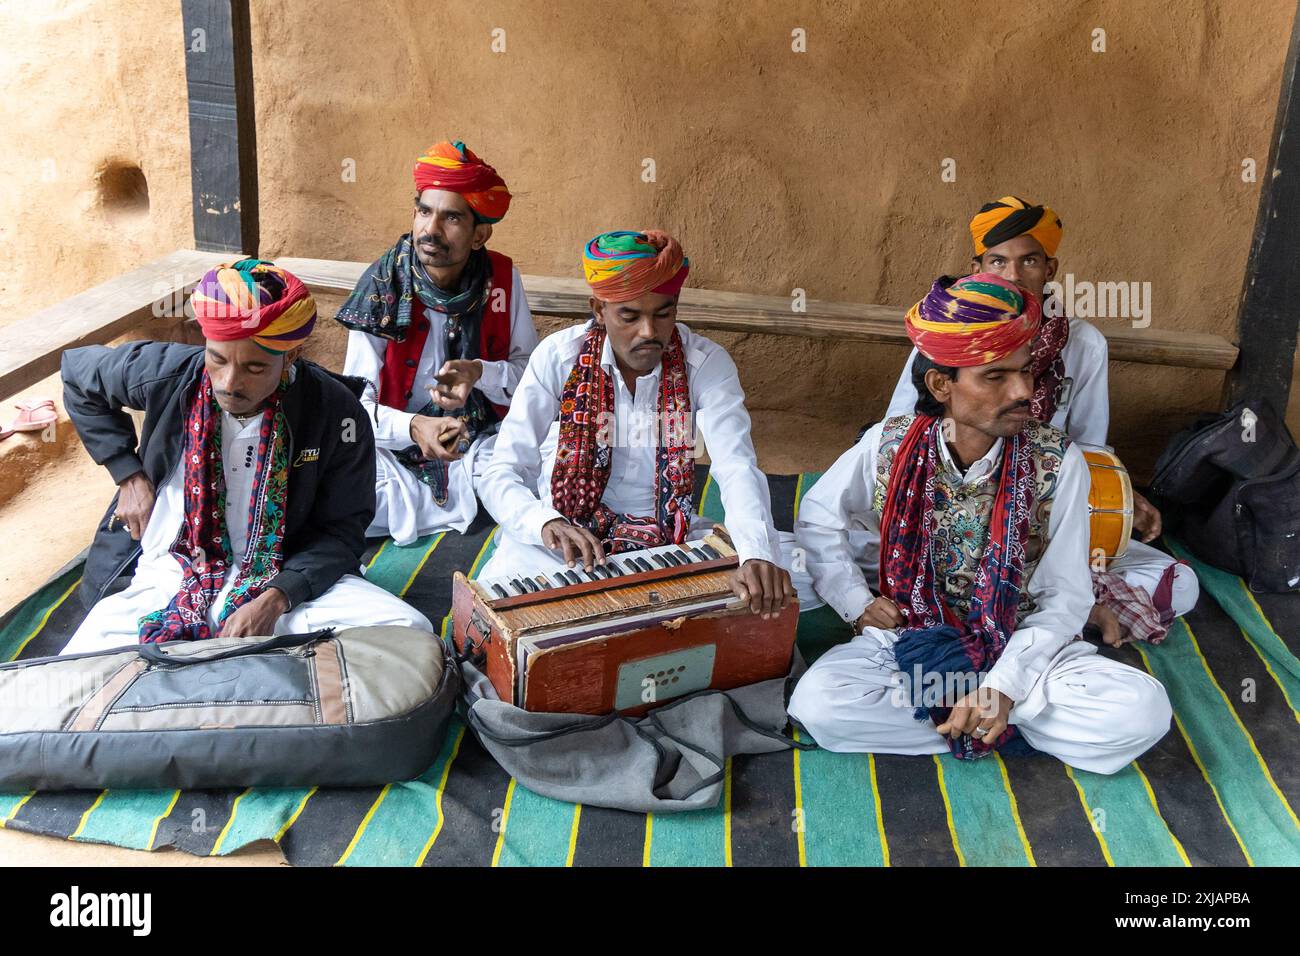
[1084,449,1133,559]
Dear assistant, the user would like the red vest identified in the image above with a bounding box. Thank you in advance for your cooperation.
[377,250,514,419]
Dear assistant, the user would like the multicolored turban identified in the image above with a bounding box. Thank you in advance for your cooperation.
[970,195,1063,258]
[582,230,690,303]
[413,140,511,223]
[190,259,317,354]
[904,273,1041,367]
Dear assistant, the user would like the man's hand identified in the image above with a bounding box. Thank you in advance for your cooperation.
[218,587,289,638]
[1132,491,1162,543]
[730,559,795,619]
[935,686,1014,742]
[410,415,468,462]
[1087,602,1123,647]
[114,471,156,540]
[541,518,606,571]
[855,596,904,632]
[429,359,484,411]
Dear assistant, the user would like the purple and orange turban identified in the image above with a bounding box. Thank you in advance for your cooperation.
[904,273,1041,368]
[582,230,690,303]
[413,140,511,223]
[970,195,1063,258]
[190,259,317,354]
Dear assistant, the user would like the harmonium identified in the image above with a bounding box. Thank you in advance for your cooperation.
[451,527,799,716]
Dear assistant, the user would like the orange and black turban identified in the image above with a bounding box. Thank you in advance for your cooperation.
[970,196,1063,258]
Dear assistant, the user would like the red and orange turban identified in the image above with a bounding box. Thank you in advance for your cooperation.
[904,273,1041,367]
[190,259,317,354]
[582,230,690,303]
[970,195,1063,258]
[413,140,511,223]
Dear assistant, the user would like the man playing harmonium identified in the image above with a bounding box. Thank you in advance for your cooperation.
[59,259,432,654]
[336,141,539,545]
[476,229,794,617]
[877,196,1198,644]
[789,273,1171,774]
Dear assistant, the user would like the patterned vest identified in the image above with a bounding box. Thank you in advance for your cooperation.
[872,414,1071,624]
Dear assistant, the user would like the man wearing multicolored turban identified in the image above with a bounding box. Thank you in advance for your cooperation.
[335,140,539,545]
[882,195,1199,640]
[477,229,795,618]
[60,259,432,654]
[789,272,1171,774]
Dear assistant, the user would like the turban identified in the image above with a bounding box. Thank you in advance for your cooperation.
[904,273,1041,368]
[190,259,317,354]
[970,195,1063,258]
[582,230,690,303]
[413,140,511,223]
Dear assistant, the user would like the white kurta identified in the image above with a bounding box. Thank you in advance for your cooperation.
[787,421,1172,774]
[879,317,1197,616]
[476,322,782,581]
[343,265,539,545]
[64,411,432,656]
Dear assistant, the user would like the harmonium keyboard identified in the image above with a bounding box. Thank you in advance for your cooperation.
[451,528,799,716]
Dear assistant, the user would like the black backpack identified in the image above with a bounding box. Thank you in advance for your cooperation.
[1150,398,1300,593]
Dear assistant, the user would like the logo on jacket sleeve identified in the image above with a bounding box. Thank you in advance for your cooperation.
[293,448,321,467]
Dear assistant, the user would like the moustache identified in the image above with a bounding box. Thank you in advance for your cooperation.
[633,341,663,352]
[999,400,1032,416]
[216,391,249,403]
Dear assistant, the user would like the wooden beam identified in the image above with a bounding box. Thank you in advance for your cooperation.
[277,256,1239,371]
[1226,0,1300,415]
[182,0,258,255]
[0,250,234,399]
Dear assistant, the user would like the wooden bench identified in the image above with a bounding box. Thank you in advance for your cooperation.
[0,249,1240,401]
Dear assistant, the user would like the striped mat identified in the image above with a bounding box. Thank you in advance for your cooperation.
[1,466,1298,867]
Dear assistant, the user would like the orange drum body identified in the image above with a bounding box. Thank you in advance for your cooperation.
[1084,449,1134,559]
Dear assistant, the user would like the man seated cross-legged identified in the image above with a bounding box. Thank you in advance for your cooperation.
[477,229,794,617]
[790,273,1171,774]
[60,259,432,655]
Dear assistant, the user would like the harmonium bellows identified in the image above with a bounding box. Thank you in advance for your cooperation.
[451,527,798,716]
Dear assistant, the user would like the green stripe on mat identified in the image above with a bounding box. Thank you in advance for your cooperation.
[1135,621,1300,865]
[1168,539,1300,720]
[364,533,444,596]
[1066,764,1189,867]
[644,796,729,867]
[70,789,179,851]
[493,781,580,867]
[793,737,887,866]
[0,792,34,825]
[336,721,465,866]
[935,755,1034,867]
[209,787,316,856]
[0,565,82,661]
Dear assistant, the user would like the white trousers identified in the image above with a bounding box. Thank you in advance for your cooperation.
[787,629,1172,775]
[369,432,496,546]
[64,566,433,657]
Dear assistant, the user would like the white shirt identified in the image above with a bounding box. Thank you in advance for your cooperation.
[794,420,1095,703]
[885,318,1111,449]
[342,265,539,450]
[478,321,783,566]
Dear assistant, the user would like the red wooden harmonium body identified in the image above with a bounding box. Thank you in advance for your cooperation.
[450,528,798,716]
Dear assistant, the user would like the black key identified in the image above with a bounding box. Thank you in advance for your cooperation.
[565,570,583,585]
[522,577,539,593]
[510,578,527,594]
[553,572,569,587]
[635,557,655,572]
[591,565,609,579]
[604,562,622,577]
[491,583,509,599]
[661,551,681,567]
[650,554,669,568]
[688,547,709,561]
[700,544,722,559]
[672,549,692,564]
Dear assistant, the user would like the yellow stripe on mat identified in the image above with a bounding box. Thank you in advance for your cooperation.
[0,792,35,828]
[146,790,181,851]
[1134,763,1191,867]
[642,814,654,867]
[335,784,392,866]
[490,779,517,866]
[209,788,252,856]
[1065,766,1115,867]
[69,790,108,840]
[995,754,1037,866]
[792,730,807,867]
[415,725,467,866]
[723,757,733,868]
[932,755,966,867]
[401,532,446,596]
[565,805,582,867]
[9,576,81,661]
[869,754,891,867]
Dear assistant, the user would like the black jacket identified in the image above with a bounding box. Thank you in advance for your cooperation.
[61,342,377,610]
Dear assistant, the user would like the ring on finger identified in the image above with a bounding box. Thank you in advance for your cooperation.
[972,726,989,738]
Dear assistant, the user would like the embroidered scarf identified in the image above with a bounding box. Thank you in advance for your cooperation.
[880,415,1036,758]
[1030,304,1070,421]
[550,323,694,552]
[337,236,498,504]
[138,371,290,643]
